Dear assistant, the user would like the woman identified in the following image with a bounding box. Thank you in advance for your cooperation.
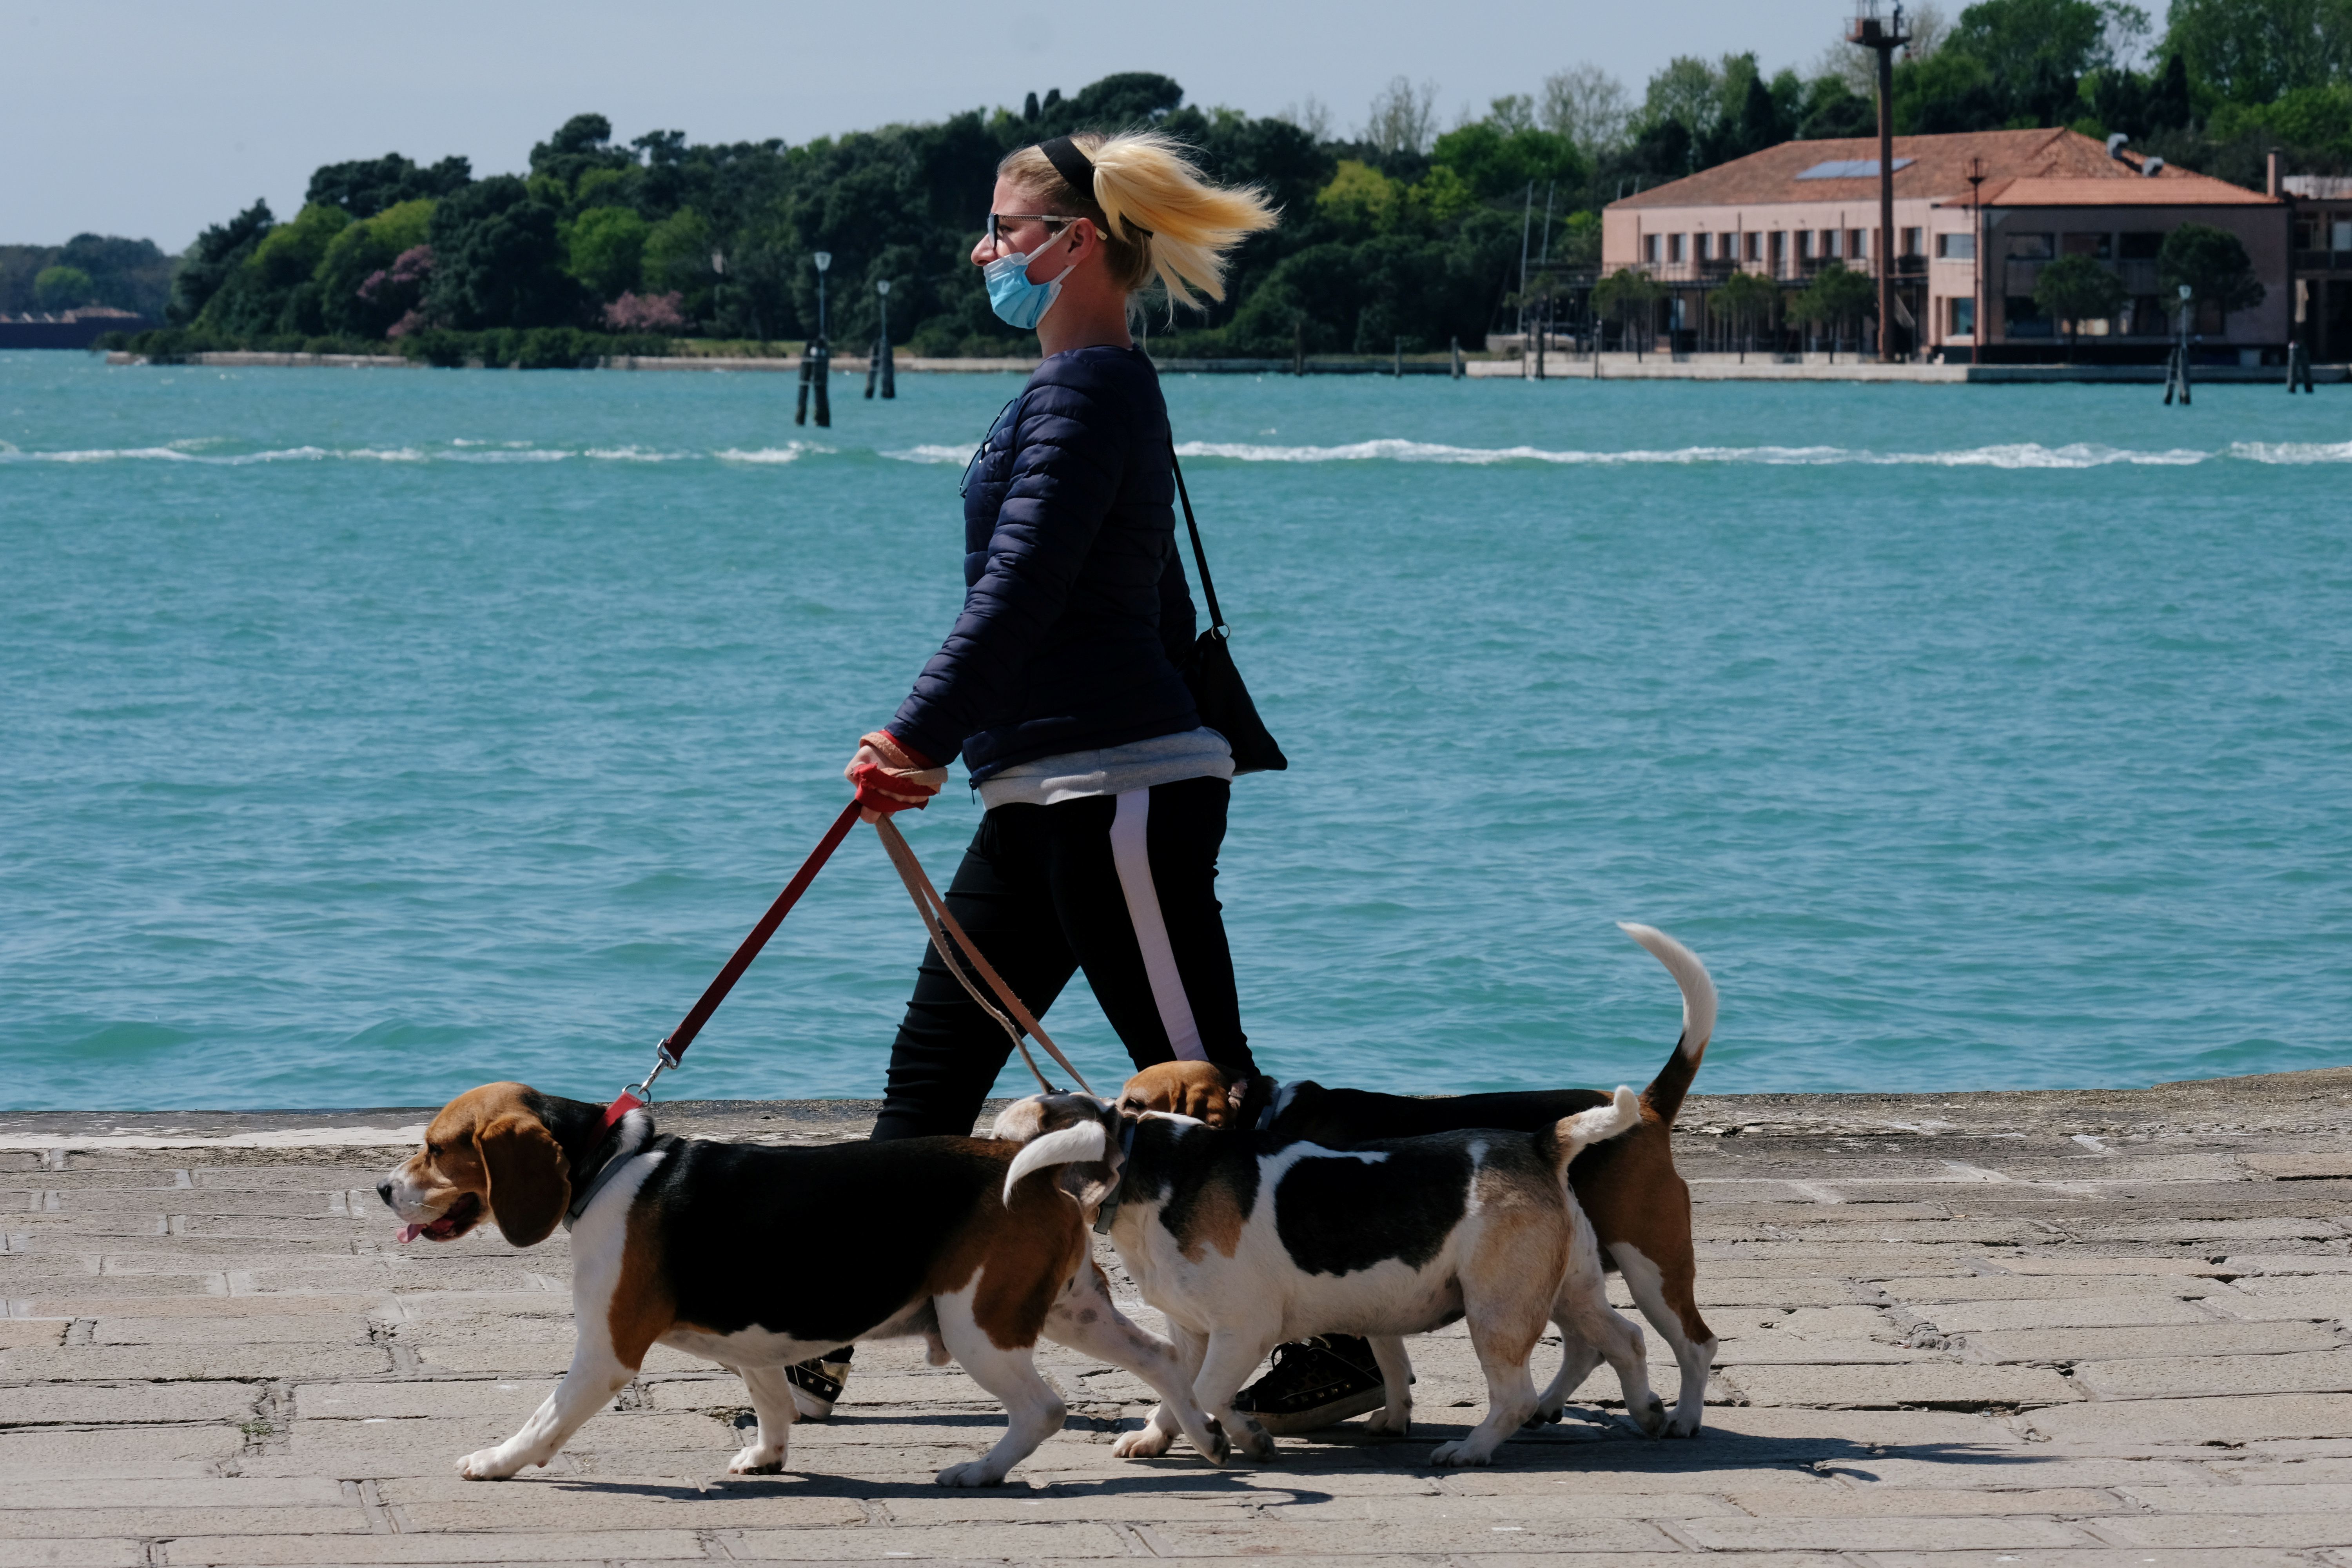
[789,134,1279,1416]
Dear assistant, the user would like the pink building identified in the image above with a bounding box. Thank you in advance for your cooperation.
[1602,128,2290,362]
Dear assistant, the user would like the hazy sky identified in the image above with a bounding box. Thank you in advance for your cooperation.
[19,1,1882,248]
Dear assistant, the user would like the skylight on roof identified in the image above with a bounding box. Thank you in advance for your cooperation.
[1796,157,1915,179]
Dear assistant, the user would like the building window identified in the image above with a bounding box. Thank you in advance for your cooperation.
[1820,230,1839,258]
[2334,218,2352,250]
[1949,297,1975,336]
[2007,233,2054,260]
[2005,294,2053,337]
[1798,230,1815,260]
[1770,230,1787,268]
[1668,233,1686,263]
[1937,232,1975,260]
[1849,228,1867,258]
[1902,227,1924,256]
[1746,232,1762,261]
[2061,232,2113,259]
[2118,232,2163,260]
[1644,234,1659,263]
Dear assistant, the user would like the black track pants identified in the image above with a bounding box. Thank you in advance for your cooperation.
[871,775,1258,1141]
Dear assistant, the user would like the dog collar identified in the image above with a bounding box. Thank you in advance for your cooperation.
[564,1111,652,1230]
[1091,1118,1139,1236]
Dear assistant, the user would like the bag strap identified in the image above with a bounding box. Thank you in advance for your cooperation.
[1168,441,1226,637]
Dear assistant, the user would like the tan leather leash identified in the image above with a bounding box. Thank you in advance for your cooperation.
[870,813,1096,1098]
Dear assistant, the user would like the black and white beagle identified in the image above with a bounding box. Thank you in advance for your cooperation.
[377,1084,1229,1485]
[993,1083,1664,1466]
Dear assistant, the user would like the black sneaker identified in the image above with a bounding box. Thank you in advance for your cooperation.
[1231,1336,1395,1434]
[786,1348,852,1421]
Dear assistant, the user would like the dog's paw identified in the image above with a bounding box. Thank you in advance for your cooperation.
[726,1443,786,1474]
[933,1459,1007,1488]
[1523,1400,1564,1427]
[455,1447,521,1481]
[1234,1417,1279,1462]
[924,1328,953,1367]
[1629,1394,1671,1438]
[1665,1407,1704,1439]
[1111,1424,1174,1459]
[1364,1403,1413,1437]
[1428,1439,1495,1468]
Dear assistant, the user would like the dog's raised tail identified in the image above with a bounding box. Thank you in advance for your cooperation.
[1618,922,1717,1127]
[1552,1085,1641,1175]
[1001,1120,1109,1205]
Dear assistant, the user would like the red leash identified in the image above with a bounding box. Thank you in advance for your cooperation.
[598,799,864,1132]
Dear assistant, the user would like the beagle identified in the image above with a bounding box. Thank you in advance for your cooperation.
[377,1083,1230,1485]
[1118,924,1720,1437]
[991,1084,1664,1466]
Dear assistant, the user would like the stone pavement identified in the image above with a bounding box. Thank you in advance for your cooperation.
[4,1068,2350,1567]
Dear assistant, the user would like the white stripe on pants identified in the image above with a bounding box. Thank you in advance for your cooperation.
[1107,788,1207,1061]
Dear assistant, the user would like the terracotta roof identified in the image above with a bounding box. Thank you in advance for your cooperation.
[1956,174,2276,207]
[1607,129,2268,210]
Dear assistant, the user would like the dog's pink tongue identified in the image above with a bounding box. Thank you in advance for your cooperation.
[395,1223,426,1243]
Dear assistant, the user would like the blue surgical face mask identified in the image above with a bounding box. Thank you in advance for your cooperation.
[984,245,1079,331]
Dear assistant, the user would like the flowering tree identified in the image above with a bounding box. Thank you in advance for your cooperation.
[360,246,436,337]
[601,291,687,333]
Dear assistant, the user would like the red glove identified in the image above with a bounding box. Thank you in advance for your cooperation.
[845,731,947,819]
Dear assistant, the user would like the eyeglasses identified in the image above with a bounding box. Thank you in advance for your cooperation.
[984,212,1079,251]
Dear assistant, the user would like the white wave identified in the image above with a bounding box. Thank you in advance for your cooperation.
[445,448,570,463]
[716,443,828,464]
[882,443,978,465]
[2230,440,2352,464]
[584,446,692,462]
[1172,438,2221,468]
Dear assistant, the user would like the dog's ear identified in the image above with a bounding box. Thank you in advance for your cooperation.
[477,1111,570,1247]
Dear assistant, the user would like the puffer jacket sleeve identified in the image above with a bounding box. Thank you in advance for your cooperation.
[889,380,1131,766]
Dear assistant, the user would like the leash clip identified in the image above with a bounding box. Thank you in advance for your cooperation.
[623,1041,682,1104]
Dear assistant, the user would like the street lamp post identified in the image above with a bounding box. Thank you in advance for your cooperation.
[1849,0,1911,362]
[798,251,833,428]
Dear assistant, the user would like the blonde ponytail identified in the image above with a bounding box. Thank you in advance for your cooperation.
[998,130,1278,311]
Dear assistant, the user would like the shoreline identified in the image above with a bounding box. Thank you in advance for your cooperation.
[93,346,2352,383]
[6,1063,2349,1147]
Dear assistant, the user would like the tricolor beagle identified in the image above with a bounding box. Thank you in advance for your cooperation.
[992,1083,1662,1466]
[1120,922,1720,1437]
[377,1084,1230,1485]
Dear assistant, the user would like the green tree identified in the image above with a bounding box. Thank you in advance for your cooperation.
[1315,162,1400,236]
[2158,223,2266,325]
[318,198,436,338]
[1793,261,1876,359]
[2032,252,2127,358]
[641,207,717,320]
[2163,0,2352,105]
[1591,266,1666,357]
[33,265,94,309]
[1708,269,1779,359]
[169,200,273,324]
[427,177,579,331]
[1427,121,1585,203]
[306,153,470,220]
[200,202,353,336]
[566,206,651,299]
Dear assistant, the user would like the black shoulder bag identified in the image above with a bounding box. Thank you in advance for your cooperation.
[1171,444,1288,774]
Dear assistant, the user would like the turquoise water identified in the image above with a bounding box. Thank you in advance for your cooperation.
[4,351,2348,1111]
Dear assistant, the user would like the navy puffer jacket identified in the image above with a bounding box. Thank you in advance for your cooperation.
[890,345,1200,781]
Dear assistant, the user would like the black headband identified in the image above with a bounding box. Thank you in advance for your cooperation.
[1034,136,1152,240]
[1037,136,1097,201]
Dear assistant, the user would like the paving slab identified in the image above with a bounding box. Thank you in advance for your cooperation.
[3,1070,2352,1563]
